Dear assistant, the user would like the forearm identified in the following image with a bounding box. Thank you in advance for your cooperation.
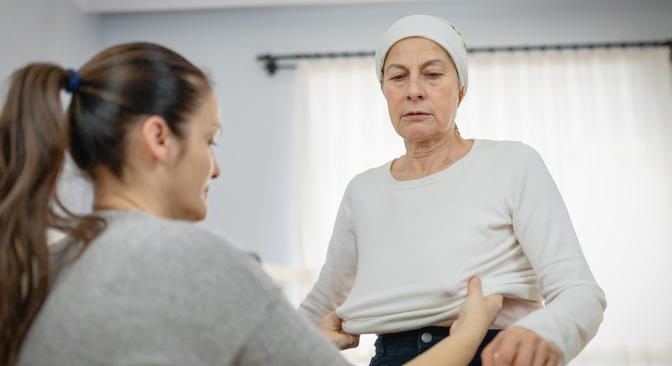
[239,299,351,365]
[510,144,607,364]
[403,329,486,366]
[299,286,334,323]
[406,277,502,366]
[299,183,358,323]
[513,284,606,364]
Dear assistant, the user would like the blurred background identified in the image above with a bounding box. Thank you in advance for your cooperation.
[1,0,671,364]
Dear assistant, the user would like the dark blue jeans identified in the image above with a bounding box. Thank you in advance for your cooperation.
[369,326,500,366]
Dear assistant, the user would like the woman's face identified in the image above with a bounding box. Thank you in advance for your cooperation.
[382,37,464,144]
[167,90,221,221]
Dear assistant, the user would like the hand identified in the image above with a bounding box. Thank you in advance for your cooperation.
[450,276,503,339]
[481,326,561,366]
[316,311,360,350]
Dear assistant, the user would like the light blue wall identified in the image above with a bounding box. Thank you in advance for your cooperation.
[2,0,672,266]
[0,0,99,82]
[0,0,101,231]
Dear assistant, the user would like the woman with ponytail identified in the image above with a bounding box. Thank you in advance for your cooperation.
[0,43,502,366]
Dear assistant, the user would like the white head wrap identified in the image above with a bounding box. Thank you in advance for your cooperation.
[375,15,469,93]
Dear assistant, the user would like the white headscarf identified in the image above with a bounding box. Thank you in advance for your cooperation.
[375,14,469,93]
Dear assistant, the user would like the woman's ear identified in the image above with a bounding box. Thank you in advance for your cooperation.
[458,87,466,105]
[140,115,178,164]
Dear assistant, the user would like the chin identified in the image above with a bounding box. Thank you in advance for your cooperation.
[404,131,434,142]
[400,125,434,140]
[191,208,207,222]
[178,206,207,222]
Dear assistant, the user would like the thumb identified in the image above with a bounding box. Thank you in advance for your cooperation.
[485,293,503,309]
[318,311,343,329]
[467,276,483,296]
[326,311,342,325]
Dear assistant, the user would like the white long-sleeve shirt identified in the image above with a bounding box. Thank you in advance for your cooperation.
[299,139,606,365]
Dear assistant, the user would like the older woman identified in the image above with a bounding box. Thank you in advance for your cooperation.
[299,15,607,366]
[1,42,502,366]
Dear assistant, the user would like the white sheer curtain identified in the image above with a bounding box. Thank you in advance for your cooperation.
[295,48,672,365]
[295,57,403,271]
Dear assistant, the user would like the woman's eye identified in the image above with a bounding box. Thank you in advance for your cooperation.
[426,72,442,78]
[389,74,405,81]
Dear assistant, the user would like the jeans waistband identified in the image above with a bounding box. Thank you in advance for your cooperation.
[379,326,452,342]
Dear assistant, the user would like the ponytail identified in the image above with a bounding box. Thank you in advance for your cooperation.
[0,64,103,366]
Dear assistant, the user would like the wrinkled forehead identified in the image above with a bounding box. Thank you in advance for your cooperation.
[383,36,455,72]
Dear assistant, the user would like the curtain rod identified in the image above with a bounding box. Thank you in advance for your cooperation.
[257,39,672,76]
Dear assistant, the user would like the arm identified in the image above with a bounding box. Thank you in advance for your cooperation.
[299,183,359,348]
[404,277,503,366]
[236,289,352,366]
[483,144,607,366]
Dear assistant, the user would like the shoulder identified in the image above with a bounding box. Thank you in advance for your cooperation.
[98,210,230,247]
[98,211,236,257]
[92,211,274,294]
[476,139,539,157]
[343,161,391,194]
[474,139,544,167]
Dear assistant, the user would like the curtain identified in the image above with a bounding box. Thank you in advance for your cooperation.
[295,48,672,365]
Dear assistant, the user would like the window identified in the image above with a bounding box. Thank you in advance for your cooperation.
[295,48,672,365]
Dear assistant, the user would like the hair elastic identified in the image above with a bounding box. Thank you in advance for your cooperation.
[66,69,80,93]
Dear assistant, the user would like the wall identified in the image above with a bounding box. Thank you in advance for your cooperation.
[97,0,672,266]
[0,0,99,83]
[0,0,101,219]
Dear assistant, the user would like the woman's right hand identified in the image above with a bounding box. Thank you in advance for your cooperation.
[316,311,360,350]
[450,276,503,339]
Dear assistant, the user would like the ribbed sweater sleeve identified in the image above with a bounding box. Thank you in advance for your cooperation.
[508,144,607,365]
[299,182,358,323]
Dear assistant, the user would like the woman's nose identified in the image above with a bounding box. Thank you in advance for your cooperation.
[211,156,221,179]
[405,75,425,101]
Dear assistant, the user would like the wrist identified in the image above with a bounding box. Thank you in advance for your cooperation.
[457,326,489,345]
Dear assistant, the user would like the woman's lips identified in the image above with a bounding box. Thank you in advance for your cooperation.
[402,112,430,120]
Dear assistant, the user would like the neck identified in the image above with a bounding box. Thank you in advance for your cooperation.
[393,132,473,180]
[91,170,168,218]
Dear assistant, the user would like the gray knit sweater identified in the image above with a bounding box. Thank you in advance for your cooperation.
[18,210,349,366]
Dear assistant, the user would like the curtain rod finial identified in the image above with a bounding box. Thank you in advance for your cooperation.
[257,54,278,76]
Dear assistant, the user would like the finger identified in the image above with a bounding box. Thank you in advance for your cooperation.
[531,342,553,366]
[351,334,360,348]
[468,276,483,295]
[494,333,521,366]
[485,293,503,306]
[481,332,503,366]
[485,294,504,312]
[532,352,548,366]
[319,311,342,330]
[331,312,345,326]
[544,352,559,366]
[512,336,537,366]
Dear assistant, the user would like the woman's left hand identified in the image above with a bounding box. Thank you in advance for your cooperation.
[450,276,503,339]
[317,311,360,350]
[481,326,561,366]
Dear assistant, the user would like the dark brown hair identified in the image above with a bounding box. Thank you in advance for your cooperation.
[0,42,210,365]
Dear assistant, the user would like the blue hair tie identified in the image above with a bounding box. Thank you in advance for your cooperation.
[66,68,80,93]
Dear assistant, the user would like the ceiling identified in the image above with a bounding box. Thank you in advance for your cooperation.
[74,0,426,13]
